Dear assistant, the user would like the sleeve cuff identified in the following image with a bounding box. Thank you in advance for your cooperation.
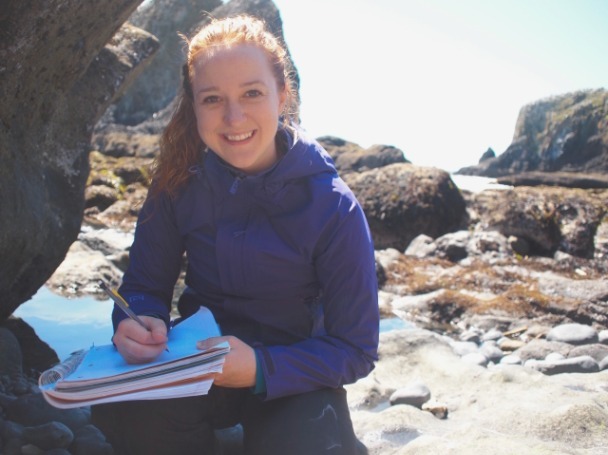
[252,350,267,395]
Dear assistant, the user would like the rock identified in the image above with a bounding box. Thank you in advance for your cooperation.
[546,323,598,345]
[22,422,73,450]
[343,163,466,250]
[479,342,504,363]
[421,401,448,419]
[450,341,479,357]
[457,89,608,177]
[599,330,608,344]
[389,382,431,409]
[496,171,608,189]
[527,355,600,375]
[0,0,159,320]
[500,354,522,365]
[459,328,482,344]
[320,138,408,174]
[512,339,572,362]
[1,318,59,375]
[467,186,608,258]
[4,394,89,431]
[111,0,223,125]
[545,352,566,362]
[461,352,489,367]
[497,338,526,352]
[599,356,608,371]
[85,185,120,212]
[567,343,608,362]
[70,425,114,455]
[404,234,435,257]
[481,328,503,342]
[45,242,123,297]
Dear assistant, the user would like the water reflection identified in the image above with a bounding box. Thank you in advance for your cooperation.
[13,287,114,361]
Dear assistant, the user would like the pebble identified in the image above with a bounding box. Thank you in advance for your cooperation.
[497,338,526,351]
[449,341,478,356]
[546,323,598,345]
[500,354,522,365]
[479,342,504,363]
[545,352,565,362]
[389,382,431,409]
[461,352,489,367]
[527,355,600,375]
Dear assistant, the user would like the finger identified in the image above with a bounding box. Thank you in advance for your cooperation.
[196,336,228,350]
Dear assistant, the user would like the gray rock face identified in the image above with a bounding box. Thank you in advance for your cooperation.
[458,89,608,177]
[0,0,159,319]
[112,0,223,125]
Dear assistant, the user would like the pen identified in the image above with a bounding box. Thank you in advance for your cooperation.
[99,281,169,352]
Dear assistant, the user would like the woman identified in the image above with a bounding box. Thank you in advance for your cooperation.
[92,15,379,455]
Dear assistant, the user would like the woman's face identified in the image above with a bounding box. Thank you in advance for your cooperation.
[191,44,287,175]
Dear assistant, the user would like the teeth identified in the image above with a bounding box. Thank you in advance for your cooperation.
[226,131,253,141]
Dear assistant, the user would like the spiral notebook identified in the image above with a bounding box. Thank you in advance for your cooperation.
[39,307,229,409]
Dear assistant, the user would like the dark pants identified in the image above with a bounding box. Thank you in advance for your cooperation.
[91,386,364,455]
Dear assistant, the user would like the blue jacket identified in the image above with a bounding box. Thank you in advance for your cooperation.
[116,127,379,400]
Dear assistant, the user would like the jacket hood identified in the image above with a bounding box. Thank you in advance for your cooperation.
[205,126,336,185]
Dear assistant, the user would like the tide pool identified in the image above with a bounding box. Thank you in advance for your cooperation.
[13,287,114,361]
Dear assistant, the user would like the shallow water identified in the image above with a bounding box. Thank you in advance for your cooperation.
[13,287,114,361]
[15,287,411,362]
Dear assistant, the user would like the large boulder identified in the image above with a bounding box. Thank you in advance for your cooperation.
[0,0,159,319]
[458,89,608,178]
[344,163,466,251]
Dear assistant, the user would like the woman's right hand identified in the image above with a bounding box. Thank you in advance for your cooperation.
[112,316,169,364]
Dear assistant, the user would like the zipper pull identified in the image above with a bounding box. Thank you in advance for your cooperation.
[229,176,241,194]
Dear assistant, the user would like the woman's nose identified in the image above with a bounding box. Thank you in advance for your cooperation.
[224,101,245,124]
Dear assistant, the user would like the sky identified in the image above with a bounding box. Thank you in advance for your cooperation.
[270,0,608,172]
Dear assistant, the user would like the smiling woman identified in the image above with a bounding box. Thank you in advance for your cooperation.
[190,43,287,175]
[91,14,379,455]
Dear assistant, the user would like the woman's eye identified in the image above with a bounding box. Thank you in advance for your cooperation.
[244,89,263,98]
[202,95,221,105]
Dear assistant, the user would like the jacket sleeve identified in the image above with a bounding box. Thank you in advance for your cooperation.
[256,184,379,400]
[113,191,185,331]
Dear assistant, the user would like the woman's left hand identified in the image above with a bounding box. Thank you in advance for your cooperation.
[197,336,256,388]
